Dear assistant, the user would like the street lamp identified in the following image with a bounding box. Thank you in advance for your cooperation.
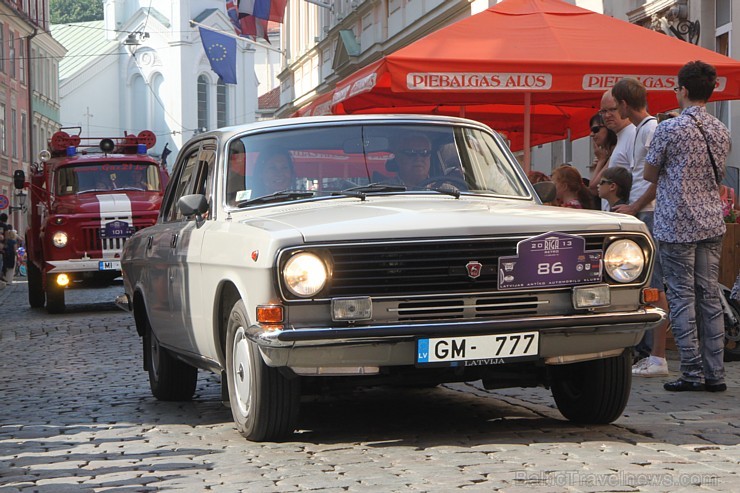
[9,189,27,213]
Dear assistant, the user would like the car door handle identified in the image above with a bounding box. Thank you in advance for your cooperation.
[170,233,178,249]
[146,236,153,251]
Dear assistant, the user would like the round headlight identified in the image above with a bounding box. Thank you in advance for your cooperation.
[283,252,328,297]
[52,231,68,248]
[604,239,645,283]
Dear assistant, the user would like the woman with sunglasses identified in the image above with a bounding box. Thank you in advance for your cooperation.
[587,112,618,184]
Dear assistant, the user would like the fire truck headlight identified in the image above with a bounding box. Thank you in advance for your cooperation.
[52,231,68,248]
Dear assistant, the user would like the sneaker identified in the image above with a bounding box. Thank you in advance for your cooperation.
[633,357,669,377]
[631,358,649,372]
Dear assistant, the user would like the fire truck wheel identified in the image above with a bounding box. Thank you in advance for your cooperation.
[27,262,45,308]
[46,277,66,314]
[144,320,198,401]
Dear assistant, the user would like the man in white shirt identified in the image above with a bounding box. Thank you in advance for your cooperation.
[612,77,670,377]
[590,90,635,210]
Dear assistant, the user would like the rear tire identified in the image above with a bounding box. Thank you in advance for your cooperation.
[45,275,65,314]
[144,319,198,401]
[27,262,45,308]
[226,299,300,441]
[550,349,631,424]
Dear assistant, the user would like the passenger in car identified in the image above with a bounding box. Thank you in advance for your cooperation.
[251,149,296,196]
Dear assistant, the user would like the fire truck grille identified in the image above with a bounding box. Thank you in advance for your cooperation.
[81,225,149,252]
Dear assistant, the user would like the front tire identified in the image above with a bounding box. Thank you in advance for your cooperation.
[144,319,198,401]
[27,262,44,308]
[550,349,631,424]
[45,275,65,314]
[226,299,299,441]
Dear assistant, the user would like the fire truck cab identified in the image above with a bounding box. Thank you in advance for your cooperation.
[15,128,169,313]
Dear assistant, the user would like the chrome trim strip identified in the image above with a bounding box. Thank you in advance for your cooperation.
[387,299,549,313]
[247,307,665,348]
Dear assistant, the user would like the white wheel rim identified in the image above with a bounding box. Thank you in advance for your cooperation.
[232,326,253,417]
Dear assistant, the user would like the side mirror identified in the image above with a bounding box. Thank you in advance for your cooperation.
[178,194,209,218]
[13,170,25,190]
[533,181,556,204]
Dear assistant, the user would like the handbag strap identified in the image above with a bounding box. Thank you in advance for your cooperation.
[687,112,721,184]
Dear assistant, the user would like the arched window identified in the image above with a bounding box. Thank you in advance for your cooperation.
[131,74,147,131]
[197,75,209,132]
[217,80,228,128]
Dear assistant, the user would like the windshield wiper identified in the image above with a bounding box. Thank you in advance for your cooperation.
[426,186,461,199]
[331,183,408,200]
[237,190,315,207]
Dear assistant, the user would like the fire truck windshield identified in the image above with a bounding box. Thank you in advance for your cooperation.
[56,163,161,195]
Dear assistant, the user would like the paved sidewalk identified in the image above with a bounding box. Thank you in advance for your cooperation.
[2,279,740,492]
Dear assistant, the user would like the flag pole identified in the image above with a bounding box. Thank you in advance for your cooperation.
[189,20,284,54]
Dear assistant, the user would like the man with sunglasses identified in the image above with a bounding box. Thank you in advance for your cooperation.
[591,90,635,210]
[393,133,433,188]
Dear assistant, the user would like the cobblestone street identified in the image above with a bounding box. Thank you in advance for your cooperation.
[1,280,740,492]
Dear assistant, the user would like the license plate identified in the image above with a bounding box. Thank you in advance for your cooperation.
[416,331,539,366]
[100,220,135,239]
[99,260,121,271]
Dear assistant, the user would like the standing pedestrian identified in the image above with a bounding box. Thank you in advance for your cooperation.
[0,212,8,290]
[611,77,671,377]
[590,90,636,210]
[2,229,17,284]
[645,60,731,392]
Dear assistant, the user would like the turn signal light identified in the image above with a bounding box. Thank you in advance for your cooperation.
[257,305,284,324]
[642,288,659,304]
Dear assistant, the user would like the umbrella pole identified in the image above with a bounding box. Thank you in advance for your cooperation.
[523,92,531,174]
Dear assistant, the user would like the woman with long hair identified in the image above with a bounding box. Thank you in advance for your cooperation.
[587,112,618,188]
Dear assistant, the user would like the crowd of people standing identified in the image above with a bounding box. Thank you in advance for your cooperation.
[528,60,739,392]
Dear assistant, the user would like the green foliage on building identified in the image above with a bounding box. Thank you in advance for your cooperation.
[50,0,104,24]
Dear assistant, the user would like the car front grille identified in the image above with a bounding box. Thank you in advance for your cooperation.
[279,233,651,302]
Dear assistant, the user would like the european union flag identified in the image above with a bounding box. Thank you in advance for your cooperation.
[199,27,237,84]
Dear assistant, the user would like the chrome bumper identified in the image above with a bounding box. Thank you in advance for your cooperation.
[248,307,665,348]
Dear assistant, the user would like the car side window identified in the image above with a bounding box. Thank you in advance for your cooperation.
[163,148,201,223]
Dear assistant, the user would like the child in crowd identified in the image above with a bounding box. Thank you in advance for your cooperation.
[597,166,632,212]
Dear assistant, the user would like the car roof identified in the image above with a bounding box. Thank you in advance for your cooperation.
[197,114,493,142]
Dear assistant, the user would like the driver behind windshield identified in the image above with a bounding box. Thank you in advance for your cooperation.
[392,133,432,188]
[251,149,296,197]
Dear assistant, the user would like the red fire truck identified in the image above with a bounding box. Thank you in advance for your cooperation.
[14,128,169,313]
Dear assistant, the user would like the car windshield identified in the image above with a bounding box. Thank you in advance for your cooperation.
[55,163,161,195]
[224,123,530,207]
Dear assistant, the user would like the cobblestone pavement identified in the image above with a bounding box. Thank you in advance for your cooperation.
[1,280,740,492]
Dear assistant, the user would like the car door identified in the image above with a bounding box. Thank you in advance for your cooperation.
[168,141,217,357]
[144,143,205,352]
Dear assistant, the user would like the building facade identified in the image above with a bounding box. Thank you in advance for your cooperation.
[275,0,739,197]
[0,0,64,235]
[52,0,263,166]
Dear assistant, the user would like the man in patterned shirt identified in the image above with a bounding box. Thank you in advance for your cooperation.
[645,60,731,393]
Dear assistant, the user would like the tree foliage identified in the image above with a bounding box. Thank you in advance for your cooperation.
[50,0,104,24]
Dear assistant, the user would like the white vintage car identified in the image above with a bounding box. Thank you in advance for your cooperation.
[118,115,665,441]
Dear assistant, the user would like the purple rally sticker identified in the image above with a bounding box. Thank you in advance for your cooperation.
[498,232,602,290]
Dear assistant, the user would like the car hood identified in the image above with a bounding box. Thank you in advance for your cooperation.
[237,195,645,243]
[53,192,162,215]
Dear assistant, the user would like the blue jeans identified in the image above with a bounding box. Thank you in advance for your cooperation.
[659,236,725,384]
